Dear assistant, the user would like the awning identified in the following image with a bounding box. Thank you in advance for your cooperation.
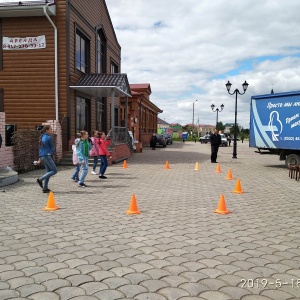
[0,1,56,18]
[70,73,132,98]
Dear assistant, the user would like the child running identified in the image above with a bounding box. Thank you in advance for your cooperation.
[90,130,100,175]
[76,130,92,187]
[71,133,80,182]
[98,131,112,179]
[36,125,57,193]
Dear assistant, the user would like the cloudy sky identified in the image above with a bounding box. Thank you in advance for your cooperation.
[106,0,300,128]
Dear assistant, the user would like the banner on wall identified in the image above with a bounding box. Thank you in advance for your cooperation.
[2,35,46,50]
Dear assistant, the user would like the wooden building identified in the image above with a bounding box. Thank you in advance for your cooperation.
[121,83,162,145]
[0,0,131,152]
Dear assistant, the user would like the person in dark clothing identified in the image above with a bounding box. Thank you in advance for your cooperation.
[210,128,221,163]
[150,133,157,150]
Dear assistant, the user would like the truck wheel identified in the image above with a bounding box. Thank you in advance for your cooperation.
[285,154,300,166]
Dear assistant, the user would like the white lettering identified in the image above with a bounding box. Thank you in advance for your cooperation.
[286,113,299,124]
[267,102,283,109]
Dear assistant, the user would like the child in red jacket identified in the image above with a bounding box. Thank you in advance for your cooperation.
[98,131,112,179]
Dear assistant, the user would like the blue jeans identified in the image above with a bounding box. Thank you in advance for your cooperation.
[78,157,88,184]
[71,165,80,180]
[40,155,57,190]
[92,156,99,171]
[99,155,108,175]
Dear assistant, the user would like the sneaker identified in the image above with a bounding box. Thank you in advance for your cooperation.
[99,175,107,179]
[78,182,87,187]
[91,171,97,175]
[71,178,78,182]
[37,178,43,189]
[42,188,51,193]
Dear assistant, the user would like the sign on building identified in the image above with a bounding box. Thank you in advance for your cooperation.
[2,35,46,50]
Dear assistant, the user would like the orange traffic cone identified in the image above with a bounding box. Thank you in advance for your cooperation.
[43,191,59,211]
[233,179,244,194]
[122,160,128,168]
[226,168,233,180]
[214,194,230,214]
[165,161,170,169]
[194,162,200,171]
[126,194,141,214]
[216,163,221,173]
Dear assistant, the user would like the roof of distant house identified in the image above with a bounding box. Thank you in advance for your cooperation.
[157,117,170,125]
[130,83,151,94]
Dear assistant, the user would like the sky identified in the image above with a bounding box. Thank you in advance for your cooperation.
[106,0,300,128]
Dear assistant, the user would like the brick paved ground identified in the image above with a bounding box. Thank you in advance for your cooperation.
[0,141,300,300]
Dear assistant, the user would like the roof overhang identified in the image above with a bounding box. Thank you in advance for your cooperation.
[0,2,56,18]
[70,73,132,98]
[69,86,132,98]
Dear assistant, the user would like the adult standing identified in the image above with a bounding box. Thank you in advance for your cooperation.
[210,128,221,163]
[37,125,57,193]
[150,133,157,150]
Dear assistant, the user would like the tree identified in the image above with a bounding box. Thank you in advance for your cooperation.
[216,121,225,132]
[230,126,240,136]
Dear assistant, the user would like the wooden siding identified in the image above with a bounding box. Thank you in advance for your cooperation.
[0,0,122,147]
[0,1,67,129]
[69,0,122,137]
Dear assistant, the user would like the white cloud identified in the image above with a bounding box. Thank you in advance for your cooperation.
[106,0,300,127]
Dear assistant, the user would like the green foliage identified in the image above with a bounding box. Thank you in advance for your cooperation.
[216,121,225,131]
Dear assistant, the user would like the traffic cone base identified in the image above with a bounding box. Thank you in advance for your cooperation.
[214,194,230,214]
[216,163,221,173]
[126,194,141,214]
[233,179,244,194]
[194,162,200,171]
[165,161,170,169]
[226,168,233,180]
[122,160,128,168]
[43,191,59,211]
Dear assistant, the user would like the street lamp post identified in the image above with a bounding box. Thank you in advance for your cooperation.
[192,99,198,132]
[211,103,224,127]
[226,80,249,159]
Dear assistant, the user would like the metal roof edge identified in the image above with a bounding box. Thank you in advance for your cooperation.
[251,90,300,100]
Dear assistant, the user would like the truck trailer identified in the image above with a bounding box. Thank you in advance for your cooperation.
[250,90,300,166]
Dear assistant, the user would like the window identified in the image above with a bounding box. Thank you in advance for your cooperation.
[97,30,106,73]
[114,107,119,126]
[111,61,119,74]
[0,89,3,112]
[76,30,90,73]
[0,19,2,70]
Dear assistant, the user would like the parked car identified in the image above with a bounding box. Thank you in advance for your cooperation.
[156,134,167,147]
[199,134,210,143]
[163,134,173,145]
[220,134,228,146]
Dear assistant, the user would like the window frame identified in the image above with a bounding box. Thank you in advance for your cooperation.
[75,27,90,74]
[96,29,107,74]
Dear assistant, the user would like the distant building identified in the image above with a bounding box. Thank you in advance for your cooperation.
[120,83,162,145]
[169,123,182,138]
[157,117,171,134]
[199,124,215,135]
[224,123,242,133]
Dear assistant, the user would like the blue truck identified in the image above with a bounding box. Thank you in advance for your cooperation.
[250,90,300,166]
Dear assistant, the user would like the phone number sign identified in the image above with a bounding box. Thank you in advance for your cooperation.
[2,35,46,50]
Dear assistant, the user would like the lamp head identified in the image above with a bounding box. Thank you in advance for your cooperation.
[221,103,224,110]
[211,104,215,110]
[226,81,232,92]
[242,81,249,92]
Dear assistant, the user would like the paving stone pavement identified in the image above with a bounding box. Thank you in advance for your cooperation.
[0,141,300,300]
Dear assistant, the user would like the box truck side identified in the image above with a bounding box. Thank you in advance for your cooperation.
[249,91,300,166]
